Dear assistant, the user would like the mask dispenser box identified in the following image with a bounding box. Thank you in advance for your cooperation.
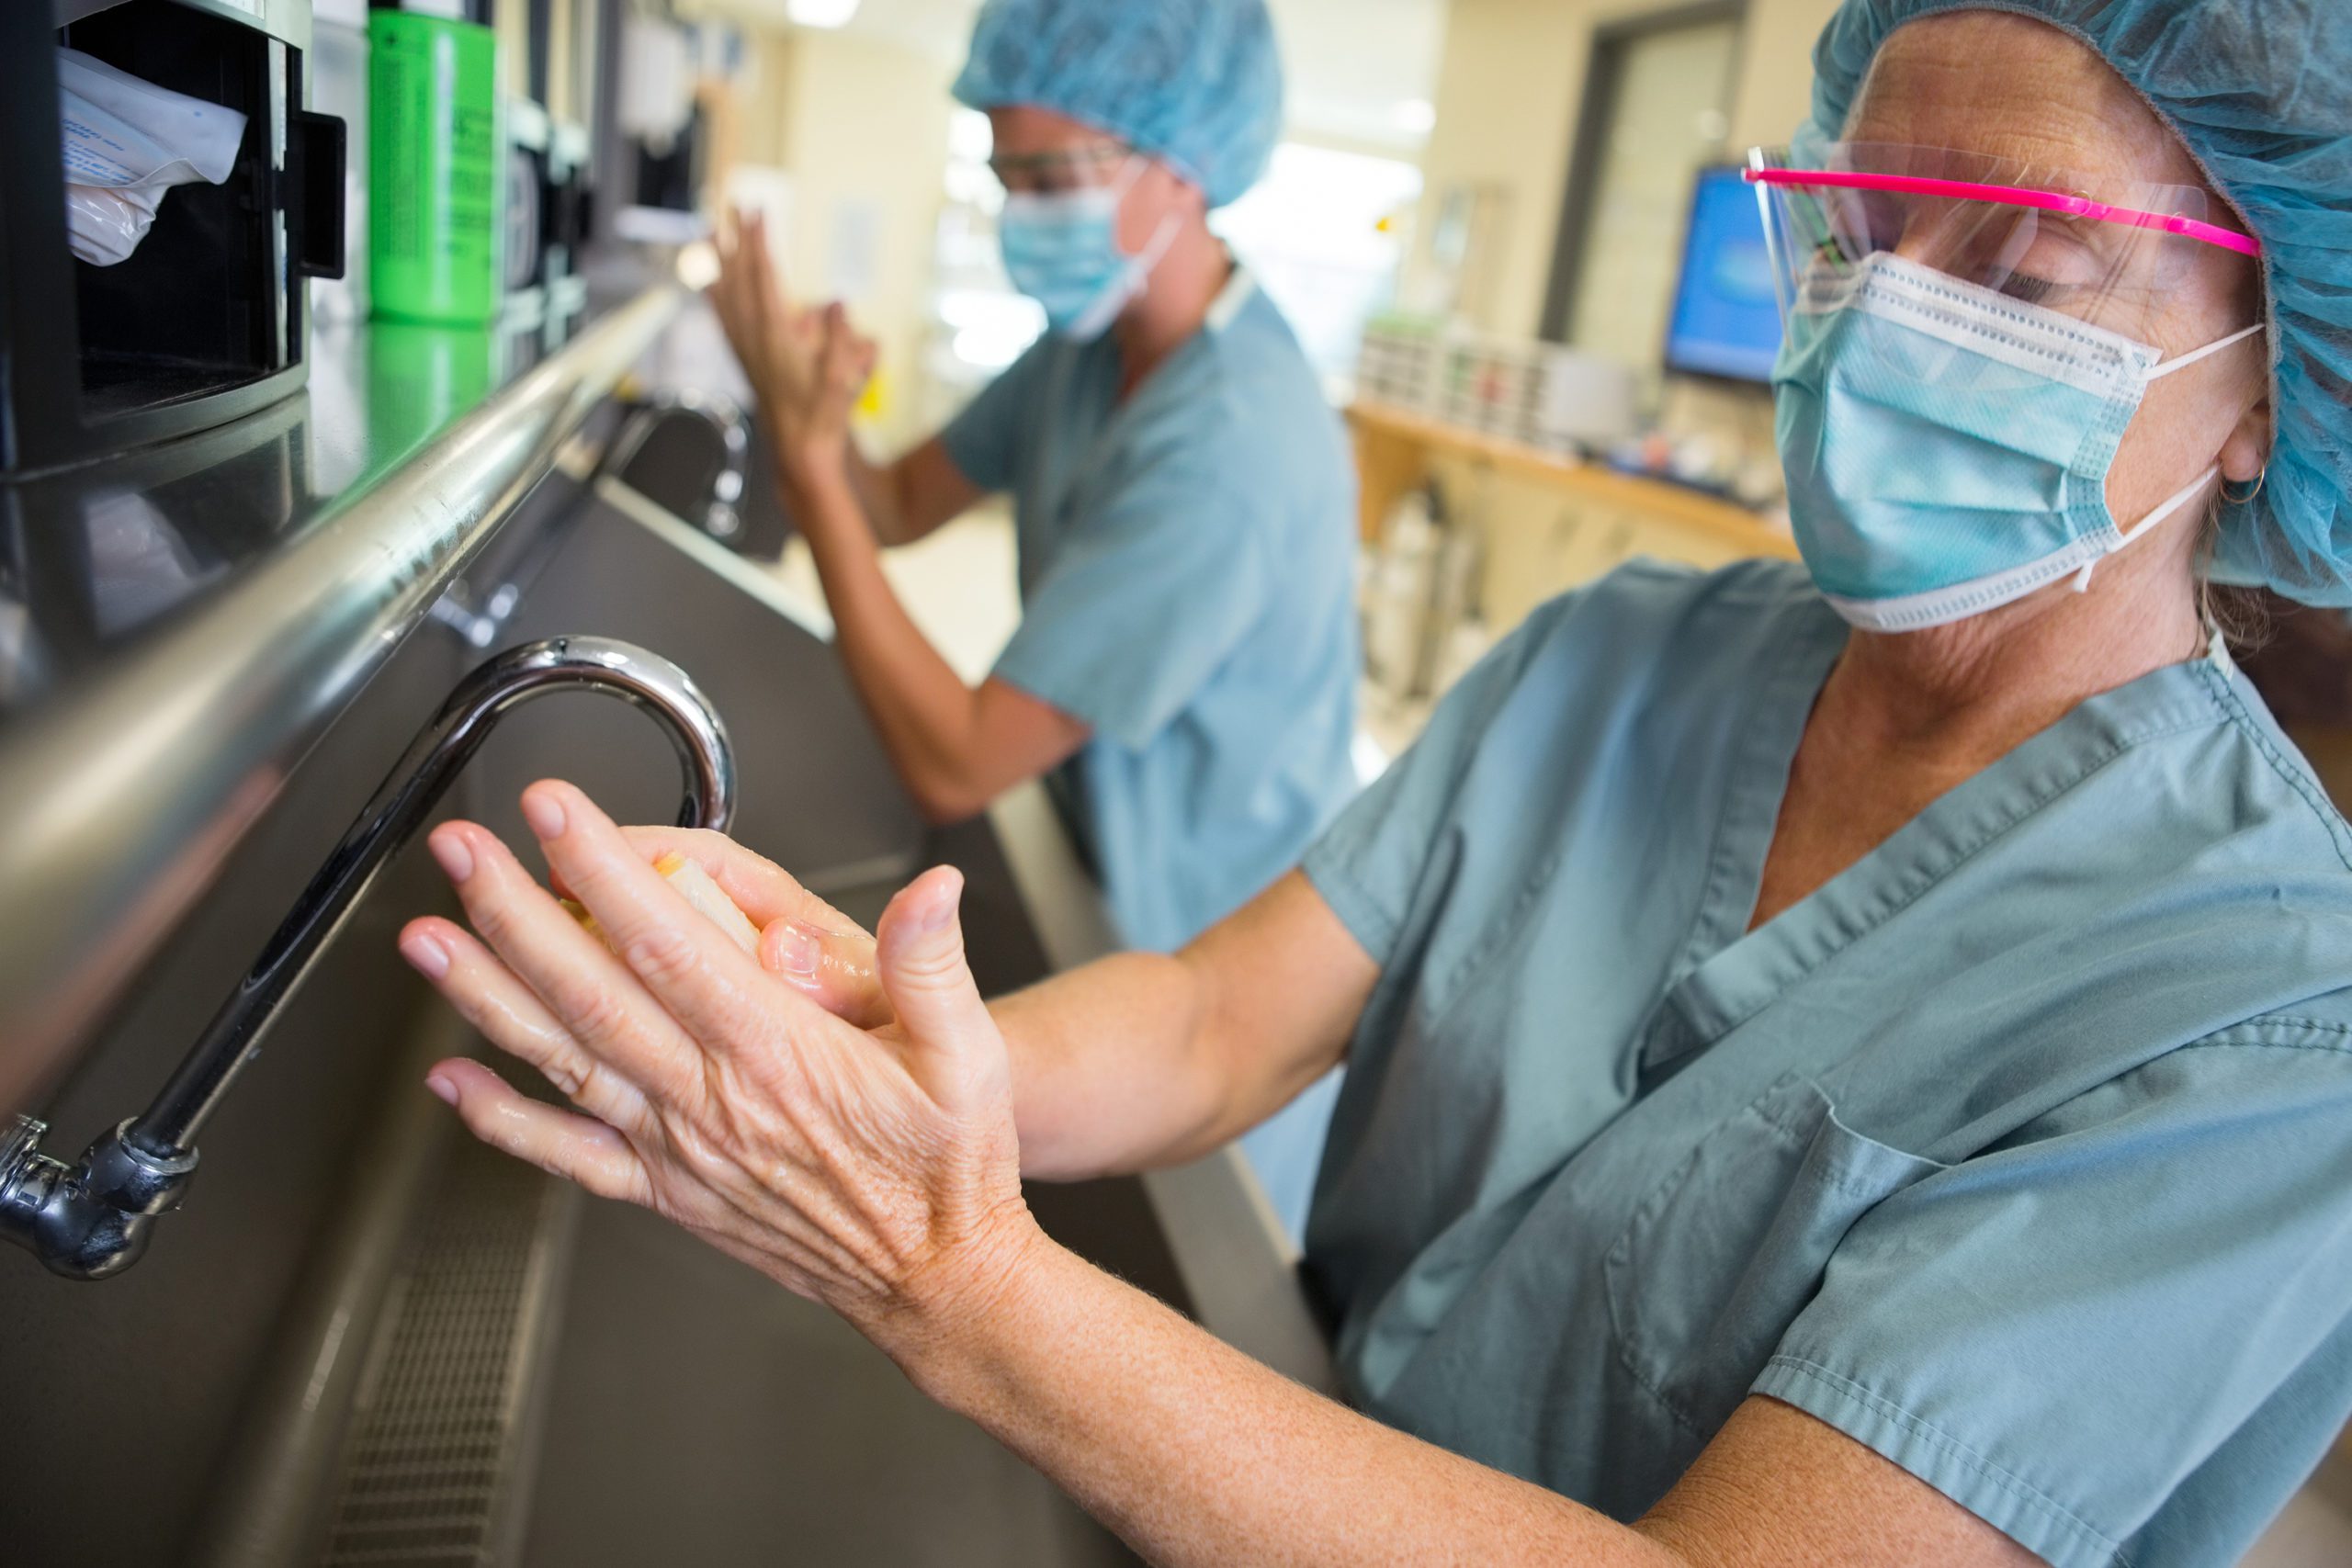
[0,0,345,479]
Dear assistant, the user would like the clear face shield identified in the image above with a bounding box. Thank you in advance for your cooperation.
[1741,142,2267,632]
[1745,142,2259,392]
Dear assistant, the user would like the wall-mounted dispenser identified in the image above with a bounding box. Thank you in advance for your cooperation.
[0,0,347,478]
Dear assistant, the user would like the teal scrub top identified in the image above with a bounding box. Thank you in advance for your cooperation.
[941,265,1361,955]
[1300,558,2352,1568]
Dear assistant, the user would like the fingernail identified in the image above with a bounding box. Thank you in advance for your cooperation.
[424,1073,458,1107]
[521,789,568,840]
[916,873,961,933]
[430,832,474,883]
[401,931,450,979]
[768,921,820,977]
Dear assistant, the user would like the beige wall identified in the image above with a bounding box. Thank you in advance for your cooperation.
[1408,0,1842,340]
[1384,0,1843,646]
[1728,0,1839,151]
[781,29,955,452]
[711,25,956,452]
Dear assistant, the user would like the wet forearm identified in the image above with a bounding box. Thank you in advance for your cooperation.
[783,463,991,818]
[994,872,1372,1181]
[835,446,912,546]
[909,1230,1681,1568]
[991,952,1238,1180]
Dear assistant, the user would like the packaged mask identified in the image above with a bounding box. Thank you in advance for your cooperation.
[57,50,248,267]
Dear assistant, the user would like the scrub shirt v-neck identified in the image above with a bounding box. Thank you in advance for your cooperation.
[1302,558,2352,1568]
[940,265,1360,956]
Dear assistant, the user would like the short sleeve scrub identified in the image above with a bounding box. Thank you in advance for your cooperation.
[1302,558,2352,1568]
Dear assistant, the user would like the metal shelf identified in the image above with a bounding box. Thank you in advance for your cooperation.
[0,286,684,1109]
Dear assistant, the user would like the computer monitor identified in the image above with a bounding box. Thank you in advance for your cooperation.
[1662,164,1783,385]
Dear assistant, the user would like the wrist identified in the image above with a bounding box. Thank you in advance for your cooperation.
[770,412,848,488]
[873,1202,1066,1410]
[778,442,858,525]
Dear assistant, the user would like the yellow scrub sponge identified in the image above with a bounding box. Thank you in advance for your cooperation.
[562,852,760,956]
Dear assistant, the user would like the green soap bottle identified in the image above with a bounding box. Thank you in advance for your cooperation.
[368,8,499,323]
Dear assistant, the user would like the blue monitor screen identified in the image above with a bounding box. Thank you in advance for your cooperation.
[1663,166,1782,384]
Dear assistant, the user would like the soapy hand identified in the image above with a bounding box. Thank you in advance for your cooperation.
[399,782,1032,1355]
[568,825,889,1028]
[708,209,877,482]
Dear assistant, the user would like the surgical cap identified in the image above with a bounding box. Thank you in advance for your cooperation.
[1806,1,2352,606]
[952,0,1283,209]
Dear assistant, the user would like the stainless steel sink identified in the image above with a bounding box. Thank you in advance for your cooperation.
[503,852,1174,1568]
[508,840,1177,1568]
[602,390,793,560]
[1,466,1303,1568]
[307,493,1176,1568]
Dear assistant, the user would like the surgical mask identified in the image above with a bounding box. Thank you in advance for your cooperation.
[998,157,1179,341]
[1774,252,2265,632]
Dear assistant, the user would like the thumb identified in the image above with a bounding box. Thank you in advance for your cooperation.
[820,304,863,395]
[875,867,1002,1108]
[761,915,891,1030]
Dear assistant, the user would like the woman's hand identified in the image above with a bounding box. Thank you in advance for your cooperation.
[708,209,877,484]
[398,780,1036,1361]
[589,824,888,1028]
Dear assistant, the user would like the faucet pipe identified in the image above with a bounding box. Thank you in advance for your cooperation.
[0,637,734,1279]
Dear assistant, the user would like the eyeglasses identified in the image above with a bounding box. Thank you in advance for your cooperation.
[1745,142,2265,394]
[1744,165,2260,258]
[1746,143,2261,346]
[986,141,1131,197]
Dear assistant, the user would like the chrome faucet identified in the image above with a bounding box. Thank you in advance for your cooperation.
[0,637,735,1280]
[600,388,753,545]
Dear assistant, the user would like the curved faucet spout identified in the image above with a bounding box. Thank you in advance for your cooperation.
[1,637,734,1279]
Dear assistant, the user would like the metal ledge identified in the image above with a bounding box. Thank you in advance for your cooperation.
[0,287,684,1110]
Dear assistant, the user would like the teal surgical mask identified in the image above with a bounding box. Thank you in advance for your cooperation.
[998,156,1179,341]
[1774,252,2264,631]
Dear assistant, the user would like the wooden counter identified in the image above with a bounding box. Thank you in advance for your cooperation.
[1348,400,1799,637]
[1347,400,1797,560]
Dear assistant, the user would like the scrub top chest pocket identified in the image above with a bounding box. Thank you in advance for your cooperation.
[1604,1072,1950,1439]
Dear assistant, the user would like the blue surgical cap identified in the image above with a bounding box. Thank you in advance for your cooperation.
[1807,1,2352,606]
[952,0,1283,209]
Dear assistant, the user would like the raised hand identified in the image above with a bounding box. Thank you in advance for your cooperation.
[707,209,879,481]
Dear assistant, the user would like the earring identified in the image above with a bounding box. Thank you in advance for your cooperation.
[2222,468,2267,507]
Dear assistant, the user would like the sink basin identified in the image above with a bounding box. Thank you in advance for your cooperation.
[604,394,794,560]
[512,822,1180,1568]
[0,277,1314,1568]
[1,481,1306,1568]
[352,497,1180,1566]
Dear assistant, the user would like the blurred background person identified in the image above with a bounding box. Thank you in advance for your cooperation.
[706,0,1361,1235]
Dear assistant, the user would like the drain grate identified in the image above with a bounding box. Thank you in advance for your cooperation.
[316,1134,571,1568]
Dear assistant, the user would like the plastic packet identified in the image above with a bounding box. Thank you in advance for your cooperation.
[57,49,248,266]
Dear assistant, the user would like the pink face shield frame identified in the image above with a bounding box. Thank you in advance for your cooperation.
[1743,162,2262,258]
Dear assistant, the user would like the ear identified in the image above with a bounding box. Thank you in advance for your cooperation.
[1122,160,1200,254]
[1164,163,1207,219]
[2221,386,2274,487]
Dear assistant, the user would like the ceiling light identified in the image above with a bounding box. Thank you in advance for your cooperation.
[1394,99,1437,136]
[786,0,860,28]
